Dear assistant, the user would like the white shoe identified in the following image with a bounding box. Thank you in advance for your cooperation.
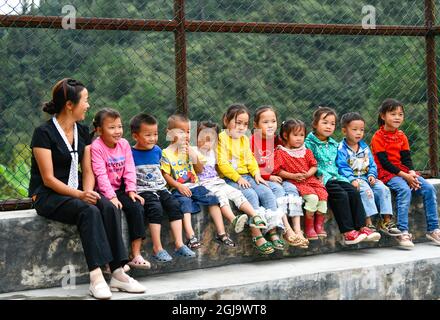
[426,229,440,245]
[89,281,112,300]
[397,232,414,249]
[110,276,146,293]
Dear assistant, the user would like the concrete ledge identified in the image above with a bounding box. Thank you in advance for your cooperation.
[1,243,440,300]
[1,180,440,294]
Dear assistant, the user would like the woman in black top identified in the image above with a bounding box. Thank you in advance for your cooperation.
[30,78,145,299]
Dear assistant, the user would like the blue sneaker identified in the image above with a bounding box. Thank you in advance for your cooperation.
[151,249,173,263]
[174,245,196,258]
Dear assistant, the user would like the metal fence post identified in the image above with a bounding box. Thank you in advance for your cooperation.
[425,0,439,177]
[174,0,189,115]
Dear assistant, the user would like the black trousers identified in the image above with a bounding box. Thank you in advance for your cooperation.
[325,180,367,233]
[34,191,128,272]
[140,189,183,224]
[116,189,146,242]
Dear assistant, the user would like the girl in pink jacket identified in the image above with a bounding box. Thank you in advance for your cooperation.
[91,108,150,270]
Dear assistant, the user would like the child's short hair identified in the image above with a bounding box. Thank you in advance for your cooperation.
[167,113,189,129]
[130,113,157,134]
[340,112,365,128]
[312,106,338,130]
[197,120,219,136]
[279,119,307,143]
[222,103,250,129]
[378,98,404,127]
[254,105,277,125]
[92,108,121,130]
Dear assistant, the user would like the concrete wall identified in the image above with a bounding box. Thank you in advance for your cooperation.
[1,180,439,294]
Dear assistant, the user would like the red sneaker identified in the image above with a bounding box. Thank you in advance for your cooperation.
[360,227,381,242]
[344,230,367,245]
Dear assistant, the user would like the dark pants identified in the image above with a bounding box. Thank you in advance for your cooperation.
[116,189,146,242]
[140,189,183,224]
[34,191,128,272]
[326,180,367,233]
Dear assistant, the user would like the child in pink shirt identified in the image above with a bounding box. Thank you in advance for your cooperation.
[91,108,149,270]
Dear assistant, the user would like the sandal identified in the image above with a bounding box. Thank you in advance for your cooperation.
[267,231,285,251]
[283,228,305,248]
[252,235,275,255]
[215,233,236,247]
[174,245,196,258]
[249,215,267,229]
[127,255,151,270]
[232,214,248,233]
[151,249,173,263]
[296,231,310,249]
[186,235,202,250]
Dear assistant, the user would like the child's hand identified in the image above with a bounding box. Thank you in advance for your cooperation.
[254,173,268,186]
[128,191,145,205]
[237,177,251,189]
[351,179,360,190]
[368,176,376,186]
[292,172,306,182]
[177,183,192,197]
[269,175,283,184]
[403,173,421,190]
[79,190,101,205]
[409,170,419,178]
[110,197,123,209]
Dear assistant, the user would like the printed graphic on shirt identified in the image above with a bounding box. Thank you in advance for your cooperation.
[161,149,198,185]
[136,164,166,192]
[347,151,369,176]
[107,156,126,174]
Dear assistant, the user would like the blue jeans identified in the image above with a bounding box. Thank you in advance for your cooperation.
[225,175,277,211]
[358,179,393,217]
[387,176,439,232]
[267,181,300,198]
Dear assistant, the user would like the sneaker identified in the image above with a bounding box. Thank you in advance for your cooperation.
[378,220,402,237]
[426,229,440,246]
[344,230,367,245]
[360,227,381,242]
[396,232,414,249]
[232,214,248,233]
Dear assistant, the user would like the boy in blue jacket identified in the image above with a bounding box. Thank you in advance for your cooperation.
[336,112,401,237]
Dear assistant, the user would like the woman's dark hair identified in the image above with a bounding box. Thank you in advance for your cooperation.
[253,105,277,126]
[378,98,404,127]
[279,119,307,143]
[197,120,219,136]
[42,78,86,115]
[222,103,250,129]
[312,106,338,131]
[92,108,121,131]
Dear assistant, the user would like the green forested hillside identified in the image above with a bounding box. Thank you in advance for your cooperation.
[0,0,433,199]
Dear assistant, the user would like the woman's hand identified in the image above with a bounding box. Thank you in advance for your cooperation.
[269,175,283,184]
[79,190,101,205]
[110,197,123,209]
[254,173,268,186]
[128,191,145,205]
[237,177,251,189]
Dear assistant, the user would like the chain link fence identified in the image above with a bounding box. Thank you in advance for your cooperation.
[0,0,438,209]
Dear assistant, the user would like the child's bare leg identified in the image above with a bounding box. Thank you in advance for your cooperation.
[238,201,257,217]
[221,205,236,223]
[383,214,392,223]
[251,227,269,246]
[149,224,163,255]
[365,217,373,226]
[291,216,302,233]
[183,212,195,240]
[131,238,143,257]
[170,219,185,249]
[209,205,226,235]
[282,214,296,238]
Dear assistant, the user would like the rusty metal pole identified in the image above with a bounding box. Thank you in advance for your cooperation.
[425,0,439,177]
[174,0,188,115]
